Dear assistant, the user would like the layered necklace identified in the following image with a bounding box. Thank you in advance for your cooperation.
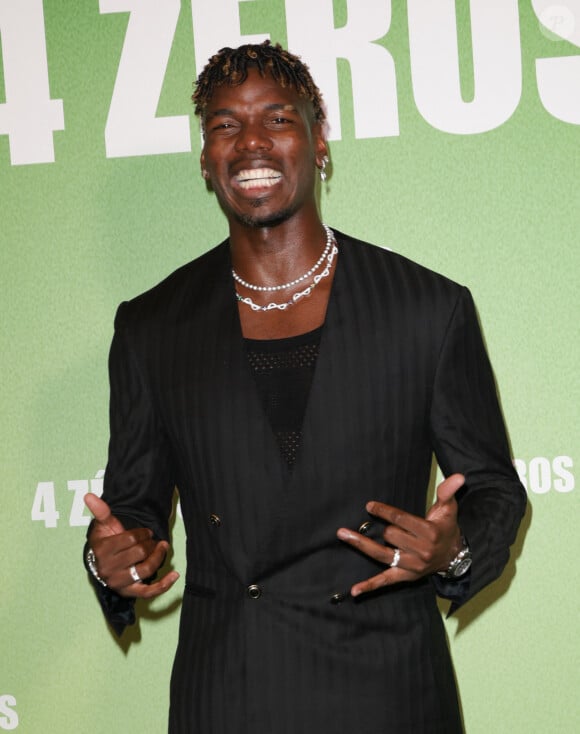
[233,225,338,312]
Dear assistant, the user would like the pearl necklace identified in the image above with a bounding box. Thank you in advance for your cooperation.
[232,224,334,292]
[236,241,338,312]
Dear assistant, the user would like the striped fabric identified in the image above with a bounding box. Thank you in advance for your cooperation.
[101,231,526,732]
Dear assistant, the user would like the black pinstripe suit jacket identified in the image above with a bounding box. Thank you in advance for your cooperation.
[101,230,526,733]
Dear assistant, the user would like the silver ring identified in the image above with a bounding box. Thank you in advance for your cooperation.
[129,565,142,583]
[391,548,401,568]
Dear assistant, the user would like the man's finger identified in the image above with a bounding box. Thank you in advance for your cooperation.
[84,492,112,522]
[97,529,155,558]
[84,493,125,535]
[103,540,174,592]
[337,528,395,565]
[350,566,416,597]
[364,502,426,535]
[435,473,465,505]
[129,540,171,581]
[121,570,180,600]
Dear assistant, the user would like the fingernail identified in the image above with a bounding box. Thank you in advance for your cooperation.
[337,528,353,541]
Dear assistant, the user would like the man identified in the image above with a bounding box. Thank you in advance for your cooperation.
[85,41,526,733]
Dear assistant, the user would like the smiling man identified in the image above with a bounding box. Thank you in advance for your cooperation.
[84,41,526,733]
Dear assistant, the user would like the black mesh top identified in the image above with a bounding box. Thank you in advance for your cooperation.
[244,326,323,468]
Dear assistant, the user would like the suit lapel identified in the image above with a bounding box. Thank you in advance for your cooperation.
[176,241,290,573]
[291,232,374,481]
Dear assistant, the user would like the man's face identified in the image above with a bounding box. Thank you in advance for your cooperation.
[200,67,327,228]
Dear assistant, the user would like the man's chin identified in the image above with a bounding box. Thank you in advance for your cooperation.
[232,204,296,229]
[238,212,292,228]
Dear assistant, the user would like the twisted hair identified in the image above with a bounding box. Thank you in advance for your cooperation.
[193,41,325,123]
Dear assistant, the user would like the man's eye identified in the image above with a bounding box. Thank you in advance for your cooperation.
[271,117,293,125]
[209,121,237,132]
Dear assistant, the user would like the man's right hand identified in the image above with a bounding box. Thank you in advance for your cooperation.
[84,493,179,598]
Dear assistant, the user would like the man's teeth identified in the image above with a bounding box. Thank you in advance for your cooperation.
[236,168,282,189]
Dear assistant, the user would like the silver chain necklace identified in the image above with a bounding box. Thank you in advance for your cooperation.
[232,224,334,292]
[236,240,338,312]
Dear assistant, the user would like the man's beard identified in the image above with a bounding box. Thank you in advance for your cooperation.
[229,197,297,229]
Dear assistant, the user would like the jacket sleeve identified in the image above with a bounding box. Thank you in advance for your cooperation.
[85,302,176,635]
[429,287,526,611]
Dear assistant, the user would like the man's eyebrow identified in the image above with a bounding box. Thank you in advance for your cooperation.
[206,103,298,119]
[205,108,235,120]
[265,103,298,112]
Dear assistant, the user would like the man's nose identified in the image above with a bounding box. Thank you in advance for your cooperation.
[234,122,272,152]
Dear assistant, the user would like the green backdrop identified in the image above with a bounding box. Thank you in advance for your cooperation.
[2,1,578,732]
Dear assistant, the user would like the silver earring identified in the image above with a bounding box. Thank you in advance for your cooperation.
[319,156,329,182]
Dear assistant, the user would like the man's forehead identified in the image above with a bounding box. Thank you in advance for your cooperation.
[203,69,310,115]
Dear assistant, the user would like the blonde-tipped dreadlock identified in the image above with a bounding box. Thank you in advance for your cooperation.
[193,41,325,123]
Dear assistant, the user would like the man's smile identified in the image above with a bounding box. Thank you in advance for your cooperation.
[233,168,283,190]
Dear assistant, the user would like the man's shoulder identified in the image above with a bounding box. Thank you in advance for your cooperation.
[334,229,464,294]
[114,239,229,329]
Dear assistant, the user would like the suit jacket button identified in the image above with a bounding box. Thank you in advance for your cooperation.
[209,514,221,527]
[247,584,261,599]
[358,521,372,534]
[330,592,347,604]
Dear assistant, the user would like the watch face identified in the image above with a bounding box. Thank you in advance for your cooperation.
[454,558,472,577]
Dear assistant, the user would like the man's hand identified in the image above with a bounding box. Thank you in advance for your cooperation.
[336,474,465,597]
[84,493,179,598]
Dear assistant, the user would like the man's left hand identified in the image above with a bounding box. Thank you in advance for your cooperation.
[336,473,465,597]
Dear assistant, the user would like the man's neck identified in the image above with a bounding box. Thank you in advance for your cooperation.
[228,212,327,287]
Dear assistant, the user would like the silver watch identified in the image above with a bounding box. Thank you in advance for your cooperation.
[437,539,472,579]
[86,547,108,587]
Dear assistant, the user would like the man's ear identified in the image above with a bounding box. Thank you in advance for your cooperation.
[313,123,328,167]
[316,144,329,168]
[200,151,209,181]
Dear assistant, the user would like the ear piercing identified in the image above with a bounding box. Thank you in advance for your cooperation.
[319,155,329,182]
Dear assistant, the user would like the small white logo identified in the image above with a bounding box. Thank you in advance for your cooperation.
[539,5,576,41]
